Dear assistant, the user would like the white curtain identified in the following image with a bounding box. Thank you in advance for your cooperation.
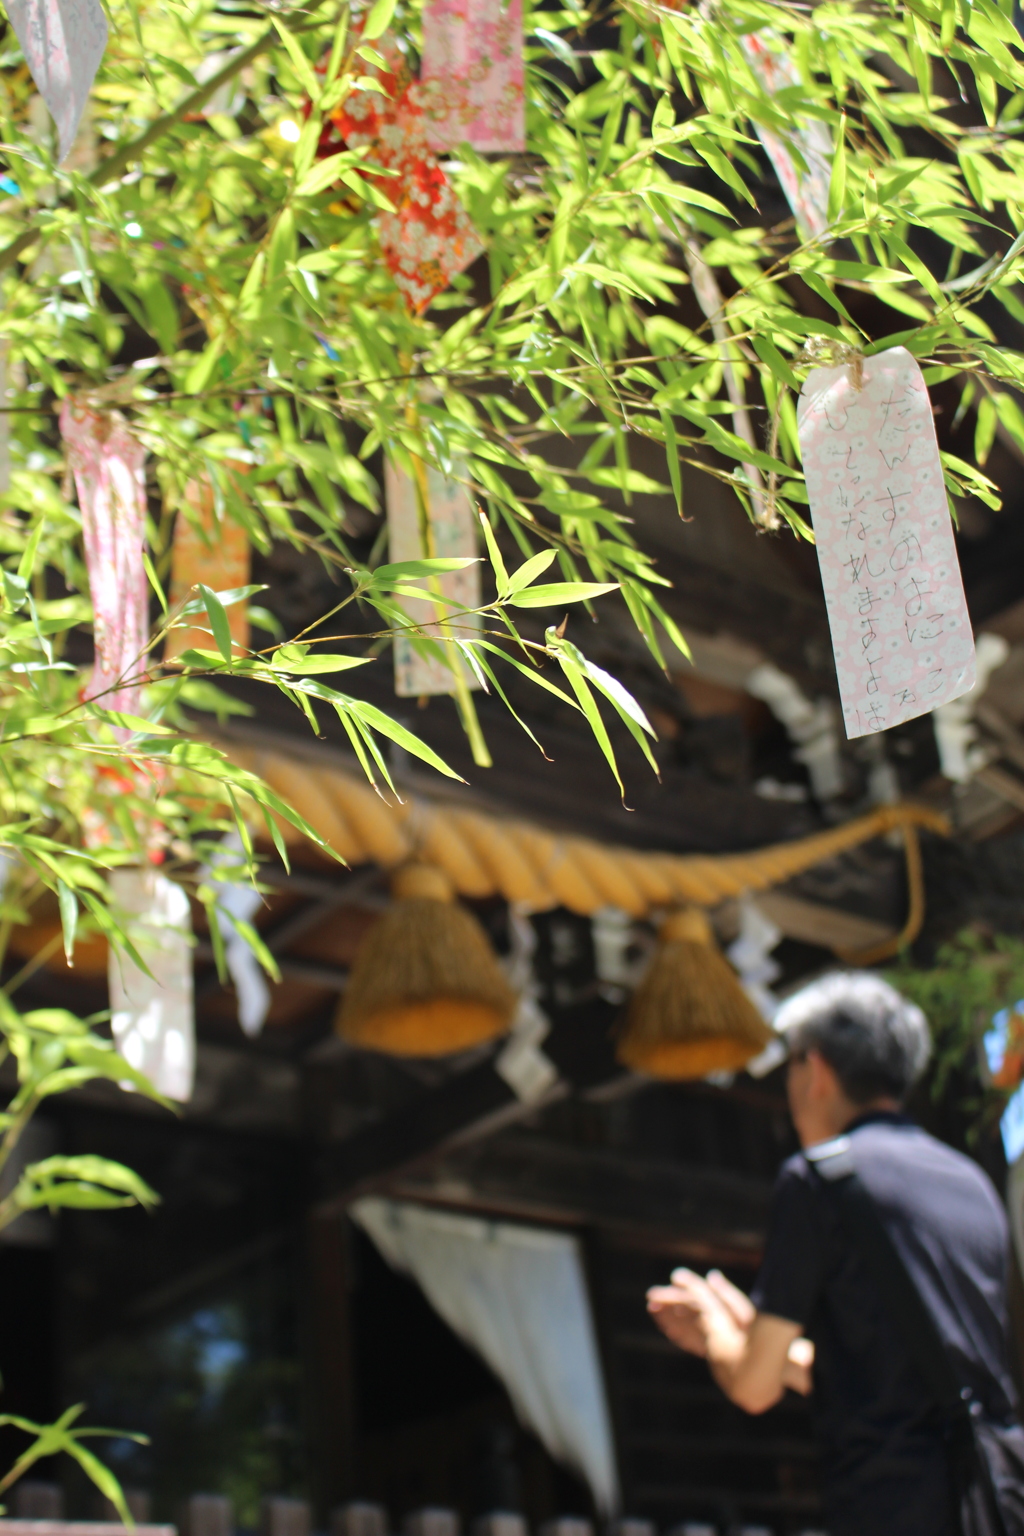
[351,1198,621,1516]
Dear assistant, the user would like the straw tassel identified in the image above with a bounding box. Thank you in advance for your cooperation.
[336,863,516,1056]
[617,907,774,1079]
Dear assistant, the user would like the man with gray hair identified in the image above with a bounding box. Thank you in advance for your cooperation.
[648,971,1024,1536]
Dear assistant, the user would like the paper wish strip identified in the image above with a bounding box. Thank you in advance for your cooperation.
[165,473,251,661]
[421,0,525,153]
[109,867,194,1103]
[741,32,832,241]
[322,32,483,313]
[797,345,975,739]
[385,457,482,698]
[60,399,149,719]
[5,0,107,163]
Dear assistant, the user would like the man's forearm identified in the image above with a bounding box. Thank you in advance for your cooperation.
[709,1353,786,1413]
[701,1315,776,1411]
[647,1272,804,1414]
[704,1313,799,1414]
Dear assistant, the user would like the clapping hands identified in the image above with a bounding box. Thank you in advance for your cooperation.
[646,1267,814,1396]
[646,1267,753,1357]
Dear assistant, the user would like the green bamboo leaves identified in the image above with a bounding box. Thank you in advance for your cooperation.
[0,0,1019,920]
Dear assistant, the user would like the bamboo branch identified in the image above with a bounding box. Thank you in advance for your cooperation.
[679,232,769,526]
[0,1,335,275]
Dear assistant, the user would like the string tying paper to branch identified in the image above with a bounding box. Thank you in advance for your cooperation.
[318,32,483,313]
[59,398,149,720]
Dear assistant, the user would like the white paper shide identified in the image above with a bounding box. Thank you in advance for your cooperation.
[797,346,975,739]
[108,868,195,1103]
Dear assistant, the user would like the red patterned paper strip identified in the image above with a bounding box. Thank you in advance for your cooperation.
[321,33,483,312]
[739,32,832,241]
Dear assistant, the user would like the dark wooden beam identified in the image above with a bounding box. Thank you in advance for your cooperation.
[381,1130,772,1258]
[316,1057,534,1213]
[315,999,625,1213]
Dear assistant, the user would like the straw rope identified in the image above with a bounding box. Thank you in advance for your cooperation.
[226,743,948,941]
[834,823,925,966]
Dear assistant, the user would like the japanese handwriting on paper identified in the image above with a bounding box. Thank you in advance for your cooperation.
[797,346,975,739]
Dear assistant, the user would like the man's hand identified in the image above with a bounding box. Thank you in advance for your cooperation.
[705,1270,814,1392]
[647,1269,748,1361]
[646,1282,709,1356]
[646,1266,810,1414]
[705,1268,756,1330]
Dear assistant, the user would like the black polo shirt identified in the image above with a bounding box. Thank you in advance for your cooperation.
[750,1112,1018,1536]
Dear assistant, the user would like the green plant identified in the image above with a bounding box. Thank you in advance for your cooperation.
[0,1406,148,1523]
[0,1000,165,1520]
[890,930,1024,1139]
[0,0,1023,1508]
[0,0,1024,965]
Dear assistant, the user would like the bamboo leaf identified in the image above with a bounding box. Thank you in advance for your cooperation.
[363,0,398,41]
[199,585,233,662]
[506,582,619,608]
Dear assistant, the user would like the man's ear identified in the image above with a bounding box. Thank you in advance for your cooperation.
[807,1048,840,1100]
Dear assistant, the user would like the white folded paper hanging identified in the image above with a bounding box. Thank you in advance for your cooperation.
[797,346,976,739]
[727,895,783,1023]
[108,867,195,1103]
[202,831,270,1038]
[6,0,108,163]
[742,31,832,241]
[495,906,558,1104]
[385,457,482,698]
[931,630,1008,782]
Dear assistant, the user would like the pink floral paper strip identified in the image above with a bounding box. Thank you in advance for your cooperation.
[60,399,148,719]
[742,32,831,241]
[421,0,525,153]
[797,346,975,739]
[6,0,107,163]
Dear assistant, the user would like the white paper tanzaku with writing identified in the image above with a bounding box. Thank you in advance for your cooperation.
[797,346,975,739]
